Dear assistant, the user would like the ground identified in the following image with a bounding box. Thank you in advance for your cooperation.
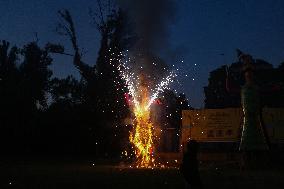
[0,157,284,189]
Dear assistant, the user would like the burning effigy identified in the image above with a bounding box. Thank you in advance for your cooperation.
[115,0,178,168]
[118,54,176,168]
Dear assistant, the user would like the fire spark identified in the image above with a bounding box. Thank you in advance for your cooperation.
[118,55,176,168]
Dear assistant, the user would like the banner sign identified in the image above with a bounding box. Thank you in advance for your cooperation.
[262,108,284,142]
[181,108,242,142]
[181,108,284,143]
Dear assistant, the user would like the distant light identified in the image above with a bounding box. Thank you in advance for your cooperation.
[192,78,195,81]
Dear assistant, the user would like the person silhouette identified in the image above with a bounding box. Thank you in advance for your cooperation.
[180,140,203,189]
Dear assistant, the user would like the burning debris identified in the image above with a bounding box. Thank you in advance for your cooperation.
[113,0,178,168]
[117,53,176,168]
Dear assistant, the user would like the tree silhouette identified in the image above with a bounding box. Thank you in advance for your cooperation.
[0,40,58,153]
[50,75,83,104]
[204,54,284,108]
[204,65,238,108]
[19,42,53,109]
[0,41,21,153]
[56,7,132,156]
[154,90,190,152]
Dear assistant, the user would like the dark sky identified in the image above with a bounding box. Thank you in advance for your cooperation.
[1,0,284,108]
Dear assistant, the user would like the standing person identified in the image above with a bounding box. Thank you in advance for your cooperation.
[180,140,203,189]
[226,50,270,169]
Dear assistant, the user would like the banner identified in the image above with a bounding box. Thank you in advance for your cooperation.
[181,108,284,144]
[262,108,284,142]
[181,108,242,143]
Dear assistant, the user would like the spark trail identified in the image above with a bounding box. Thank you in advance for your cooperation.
[118,55,176,168]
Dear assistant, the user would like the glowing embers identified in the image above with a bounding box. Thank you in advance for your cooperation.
[117,53,176,168]
[128,76,155,168]
[130,104,155,168]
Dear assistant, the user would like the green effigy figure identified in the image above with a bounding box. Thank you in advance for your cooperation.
[240,75,268,151]
[226,50,269,152]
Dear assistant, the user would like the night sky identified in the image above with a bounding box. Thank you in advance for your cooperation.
[1,0,284,108]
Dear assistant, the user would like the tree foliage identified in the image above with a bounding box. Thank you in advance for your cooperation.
[204,55,284,108]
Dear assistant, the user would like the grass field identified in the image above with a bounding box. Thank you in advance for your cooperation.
[1,158,284,189]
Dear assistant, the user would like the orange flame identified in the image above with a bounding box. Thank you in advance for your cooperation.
[129,83,155,168]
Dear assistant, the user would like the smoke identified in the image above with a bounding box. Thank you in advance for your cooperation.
[117,0,178,82]
[118,0,177,52]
